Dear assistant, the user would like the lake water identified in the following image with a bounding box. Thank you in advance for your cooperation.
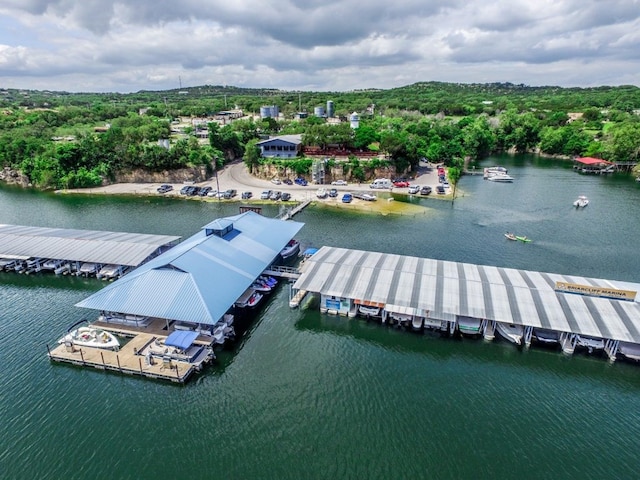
[2,154,640,479]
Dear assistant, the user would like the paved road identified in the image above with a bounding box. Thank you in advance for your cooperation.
[65,159,446,201]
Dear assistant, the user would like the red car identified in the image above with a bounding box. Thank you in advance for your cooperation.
[393,180,410,188]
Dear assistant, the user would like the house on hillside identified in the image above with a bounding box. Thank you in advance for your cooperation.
[256,135,302,158]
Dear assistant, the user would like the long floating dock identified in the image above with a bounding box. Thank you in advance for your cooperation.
[48,333,196,383]
[0,224,180,278]
[291,246,640,362]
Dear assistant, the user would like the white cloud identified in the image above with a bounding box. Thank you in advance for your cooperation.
[0,0,638,92]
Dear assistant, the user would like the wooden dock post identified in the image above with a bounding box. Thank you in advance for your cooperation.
[100,351,105,368]
[117,355,122,372]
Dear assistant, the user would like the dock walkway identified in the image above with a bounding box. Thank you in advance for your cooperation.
[48,333,195,383]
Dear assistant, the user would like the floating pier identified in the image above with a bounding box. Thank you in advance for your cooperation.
[291,246,640,364]
[0,224,180,278]
[48,332,201,383]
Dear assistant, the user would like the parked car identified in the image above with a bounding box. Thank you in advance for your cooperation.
[157,184,173,193]
[436,185,446,195]
[199,186,212,196]
[329,188,338,197]
[283,178,293,185]
[420,186,432,195]
[281,192,291,201]
[408,185,420,194]
[270,191,282,201]
[241,191,252,199]
[260,190,272,200]
[207,189,219,197]
[393,180,410,188]
[223,189,237,199]
[331,179,347,185]
[180,185,190,195]
[341,193,353,203]
[271,178,281,185]
[295,177,308,186]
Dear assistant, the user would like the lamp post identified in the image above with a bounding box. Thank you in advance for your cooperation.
[213,157,221,201]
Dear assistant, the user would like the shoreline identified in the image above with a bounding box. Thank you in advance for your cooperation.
[56,161,457,212]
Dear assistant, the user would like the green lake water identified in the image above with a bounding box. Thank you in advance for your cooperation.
[2,154,640,479]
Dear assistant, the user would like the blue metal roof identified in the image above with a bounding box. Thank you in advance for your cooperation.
[76,211,304,324]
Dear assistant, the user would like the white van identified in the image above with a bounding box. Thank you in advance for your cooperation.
[369,178,392,189]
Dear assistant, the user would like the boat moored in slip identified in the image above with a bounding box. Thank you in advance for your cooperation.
[457,316,483,336]
[576,335,605,354]
[618,342,640,362]
[486,172,515,182]
[532,328,560,347]
[280,239,300,260]
[358,305,381,317]
[58,320,120,350]
[495,322,524,345]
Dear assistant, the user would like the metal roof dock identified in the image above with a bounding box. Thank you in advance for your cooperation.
[76,211,304,325]
[0,224,180,266]
[292,246,640,359]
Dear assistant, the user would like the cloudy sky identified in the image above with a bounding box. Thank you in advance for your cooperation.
[0,0,638,93]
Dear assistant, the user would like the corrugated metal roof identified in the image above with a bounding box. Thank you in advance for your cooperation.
[76,211,304,324]
[0,224,180,266]
[293,246,640,343]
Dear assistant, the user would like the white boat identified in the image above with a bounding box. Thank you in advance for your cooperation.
[495,322,524,345]
[485,166,508,174]
[457,316,482,336]
[79,262,100,276]
[573,195,589,208]
[486,172,514,182]
[42,259,64,271]
[0,258,18,270]
[358,305,380,317]
[59,326,120,350]
[619,342,640,361]
[389,311,412,327]
[251,281,272,293]
[576,335,605,353]
[96,264,126,280]
[280,239,300,259]
[144,331,215,365]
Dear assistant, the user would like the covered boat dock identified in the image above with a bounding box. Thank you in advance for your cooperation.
[0,224,180,277]
[49,211,304,381]
[291,246,640,361]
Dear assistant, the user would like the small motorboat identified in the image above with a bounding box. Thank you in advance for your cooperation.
[619,342,640,361]
[532,328,560,346]
[515,235,531,243]
[280,239,300,259]
[457,316,482,336]
[495,322,524,345]
[505,232,517,241]
[576,335,605,354]
[486,172,514,182]
[358,305,380,317]
[59,324,120,350]
[573,195,589,208]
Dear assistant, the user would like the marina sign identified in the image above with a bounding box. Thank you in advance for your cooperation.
[555,281,637,301]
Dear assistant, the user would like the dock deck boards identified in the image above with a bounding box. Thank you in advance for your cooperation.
[48,333,194,382]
